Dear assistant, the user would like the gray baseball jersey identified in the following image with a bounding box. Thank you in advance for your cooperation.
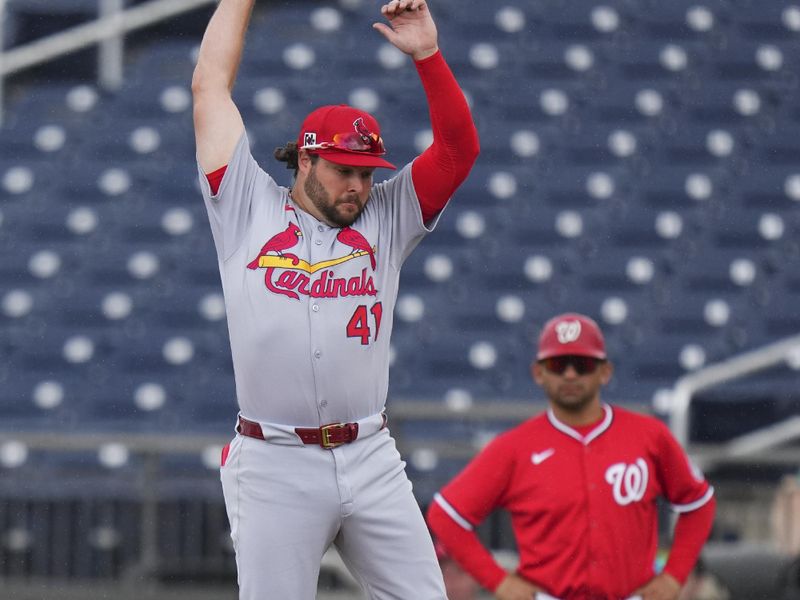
[197,132,440,426]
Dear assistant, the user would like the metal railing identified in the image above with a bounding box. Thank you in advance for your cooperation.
[668,333,800,467]
[0,0,216,126]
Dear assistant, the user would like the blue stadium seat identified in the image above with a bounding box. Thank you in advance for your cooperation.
[125,40,196,86]
[586,80,680,125]
[601,204,689,249]
[709,41,774,81]
[4,83,113,133]
[681,79,764,125]
[762,290,800,337]
[628,333,708,385]
[578,247,667,291]
[625,0,725,40]
[659,125,731,166]
[730,2,794,40]
[671,245,762,293]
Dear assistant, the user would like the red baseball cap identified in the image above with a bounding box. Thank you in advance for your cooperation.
[297,104,396,170]
[537,313,607,360]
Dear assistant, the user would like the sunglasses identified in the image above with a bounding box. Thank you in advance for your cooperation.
[539,355,604,376]
[302,131,386,155]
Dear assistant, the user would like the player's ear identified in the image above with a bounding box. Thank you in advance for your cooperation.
[531,360,544,385]
[599,360,613,385]
[298,149,315,176]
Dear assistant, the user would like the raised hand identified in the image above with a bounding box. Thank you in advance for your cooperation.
[373,0,438,61]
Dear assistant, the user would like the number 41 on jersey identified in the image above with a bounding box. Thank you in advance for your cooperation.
[347,302,383,345]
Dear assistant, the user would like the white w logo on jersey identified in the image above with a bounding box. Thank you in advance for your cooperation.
[605,459,649,506]
[555,320,581,344]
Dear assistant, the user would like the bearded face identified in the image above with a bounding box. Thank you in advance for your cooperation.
[303,160,372,228]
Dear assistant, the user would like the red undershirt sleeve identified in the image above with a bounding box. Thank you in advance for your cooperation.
[662,496,717,584]
[412,51,480,223]
[206,165,228,196]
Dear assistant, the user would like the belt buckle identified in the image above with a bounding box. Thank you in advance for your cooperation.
[320,423,346,449]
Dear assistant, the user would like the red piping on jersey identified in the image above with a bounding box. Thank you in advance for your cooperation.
[570,415,607,438]
[547,404,613,444]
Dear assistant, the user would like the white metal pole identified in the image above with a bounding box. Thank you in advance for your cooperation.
[0,0,215,77]
[99,0,124,91]
[669,334,800,448]
[0,0,7,127]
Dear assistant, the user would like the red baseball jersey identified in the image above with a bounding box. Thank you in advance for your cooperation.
[432,404,713,599]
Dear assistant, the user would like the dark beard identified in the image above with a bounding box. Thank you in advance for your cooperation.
[304,167,364,227]
[550,387,596,414]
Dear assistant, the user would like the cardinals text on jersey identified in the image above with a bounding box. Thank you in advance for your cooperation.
[247,217,379,301]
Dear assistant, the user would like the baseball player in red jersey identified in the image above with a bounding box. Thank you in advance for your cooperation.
[427,314,716,600]
[192,0,478,598]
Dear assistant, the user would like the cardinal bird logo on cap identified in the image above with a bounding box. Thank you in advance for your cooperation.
[337,227,376,271]
[555,320,581,344]
[353,118,372,145]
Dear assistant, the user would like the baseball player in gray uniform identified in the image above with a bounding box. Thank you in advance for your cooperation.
[192,0,479,598]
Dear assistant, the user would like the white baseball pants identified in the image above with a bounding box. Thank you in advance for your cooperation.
[220,421,447,599]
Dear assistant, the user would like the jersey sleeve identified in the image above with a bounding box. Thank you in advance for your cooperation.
[663,495,716,583]
[427,502,508,592]
[653,420,714,511]
[368,164,444,269]
[196,131,279,262]
[427,436,515,591]
[651,421,716,583]
[439,436,514,523]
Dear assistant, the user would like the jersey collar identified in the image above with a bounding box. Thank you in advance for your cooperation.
[546,403,613,445]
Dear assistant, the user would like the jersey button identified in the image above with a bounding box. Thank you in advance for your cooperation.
[317,225,324,232]
[314,350,322,359]
[312,304,320,312]
[319,400,328,407]
[315,239,323,246]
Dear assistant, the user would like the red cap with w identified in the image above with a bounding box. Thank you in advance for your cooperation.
[537,313,607,360]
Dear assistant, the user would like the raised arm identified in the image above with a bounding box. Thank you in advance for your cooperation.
[192,0,254,173]
[374,0,480,222]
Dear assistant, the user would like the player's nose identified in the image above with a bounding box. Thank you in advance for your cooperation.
[347,175,366,194]
[562,364,580,378]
